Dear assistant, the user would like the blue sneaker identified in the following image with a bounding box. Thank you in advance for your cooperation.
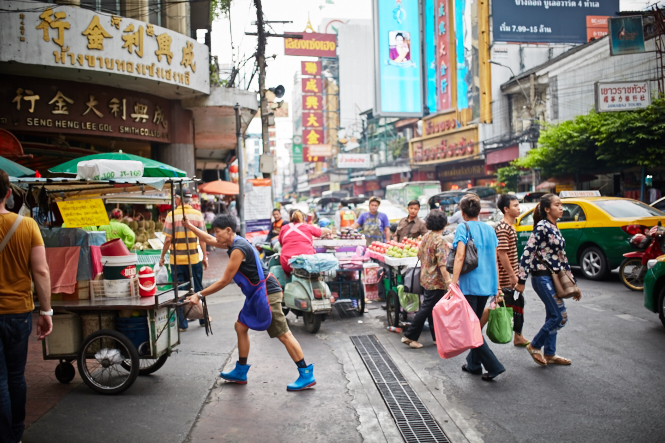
[287,364,316,391]
[220,361,251,384]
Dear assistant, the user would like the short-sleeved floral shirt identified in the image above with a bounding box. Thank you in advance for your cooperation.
[518,219,573,283]
[417,231,450,290]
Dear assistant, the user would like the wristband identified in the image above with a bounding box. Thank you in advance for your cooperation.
[40,309,53,316]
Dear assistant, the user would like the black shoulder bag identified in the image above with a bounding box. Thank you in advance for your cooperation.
[445,222,479,275]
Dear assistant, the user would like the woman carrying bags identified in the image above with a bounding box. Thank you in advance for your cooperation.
[401,211,451,349]
[515,194,581,367]
[451,194,506,382]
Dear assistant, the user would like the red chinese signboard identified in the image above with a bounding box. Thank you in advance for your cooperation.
[303,129,324,146]
[302,147,321,163]
[302,111,323,128]
[285,33,337,57]
[436,0,453,111]
[302,95,323,111]
[301,61,322,76]
[302,78,323,94]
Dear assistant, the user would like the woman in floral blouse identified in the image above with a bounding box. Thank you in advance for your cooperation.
[401,211,451,349]
[515,194,581,367]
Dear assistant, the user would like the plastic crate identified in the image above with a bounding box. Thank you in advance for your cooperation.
[90,276,140,299]
[326,280,363,300]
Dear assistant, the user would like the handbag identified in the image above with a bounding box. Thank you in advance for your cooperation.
[487,300,514,344]
[535,252,581,299]
[403,260,423,295]
[445,222,479,275]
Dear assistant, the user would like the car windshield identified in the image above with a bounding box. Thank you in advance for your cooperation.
[594,200,665,218]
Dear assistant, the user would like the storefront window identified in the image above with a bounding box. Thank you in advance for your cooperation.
[149,0,163,26]
[80,0,120,15]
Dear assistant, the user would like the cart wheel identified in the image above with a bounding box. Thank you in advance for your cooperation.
[77,329,139,395]
[303,312,322,333]
[386,289,400,328]
[55,361,76,384]
[121,342,169,376]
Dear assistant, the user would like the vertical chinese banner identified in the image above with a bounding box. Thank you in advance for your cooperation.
[436,0,453,112]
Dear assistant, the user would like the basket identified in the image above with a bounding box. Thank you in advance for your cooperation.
[326,280,363,300]
[90,276,140,299]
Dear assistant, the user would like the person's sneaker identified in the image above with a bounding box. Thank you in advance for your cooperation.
[287,364,316,391]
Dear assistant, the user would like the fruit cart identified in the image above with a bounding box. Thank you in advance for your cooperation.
[313,234,367,315]
[12,176,207,394]
[367,238,422,328]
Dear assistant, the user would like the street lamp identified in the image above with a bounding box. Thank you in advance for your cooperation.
[489,60,530,108]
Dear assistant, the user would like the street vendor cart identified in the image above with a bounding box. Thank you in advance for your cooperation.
[11,176,208,395]
[368,250,420,328]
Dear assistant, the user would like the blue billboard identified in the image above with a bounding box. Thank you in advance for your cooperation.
[373,0,424,117]
[425,0,437,114]
[492,0,619,44]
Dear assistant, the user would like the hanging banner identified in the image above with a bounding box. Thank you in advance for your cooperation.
[57,198,110,228]
[292,142,303,164]
[304,129,324,146]
[301,60,322,76]
[435,0,453,112]
[244,178,272,238]
[338,153,371,169]
[302,111,324,128]
[308,144,332,157]
[373,0,424,117]
[301,78,323,94]
[284,33,337,57]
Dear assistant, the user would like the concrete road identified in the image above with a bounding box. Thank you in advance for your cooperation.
[23,272,665,443]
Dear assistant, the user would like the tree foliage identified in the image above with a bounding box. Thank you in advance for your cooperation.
[493,165,521,193]
[211,0,232,20]
[514,95,665,177]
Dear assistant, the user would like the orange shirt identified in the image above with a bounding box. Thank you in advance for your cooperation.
[0,214,44,314]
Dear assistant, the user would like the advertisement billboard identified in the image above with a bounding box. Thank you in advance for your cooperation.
[436,0,453,112]
[609,16,645,56]
[373,0,424,117]
[425,0,437,114]
[284,33,337,57]
[594,81,651,112]
[455,0,480,116]
[492,0,619,44]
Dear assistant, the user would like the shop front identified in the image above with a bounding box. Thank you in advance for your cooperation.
[309,173,330,197]
[409,110,490,190]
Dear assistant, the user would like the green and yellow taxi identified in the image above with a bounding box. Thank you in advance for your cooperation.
[643,255,665,328]
[515,191,665,280]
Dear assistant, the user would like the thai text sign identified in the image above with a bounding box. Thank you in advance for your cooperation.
[492,0,619,44]
[410,126,479,166]
[0,1,209,94]
[57,198,109,228]
[284,33,337,57]
[1,75,173,142]
[308,144,332,157]
[595,81,651,112]
[436,161,485,181]
[337,154,371,169]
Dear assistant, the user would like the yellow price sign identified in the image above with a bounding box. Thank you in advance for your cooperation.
[57,199,110,228]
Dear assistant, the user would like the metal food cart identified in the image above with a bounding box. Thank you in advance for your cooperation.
[368,250,420,328]
[12,176,208,395]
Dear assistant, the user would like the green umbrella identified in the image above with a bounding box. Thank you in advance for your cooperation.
[0,156,35,177]
[49,150,186,177]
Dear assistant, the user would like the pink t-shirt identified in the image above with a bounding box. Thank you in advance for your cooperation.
[278,223,322,270]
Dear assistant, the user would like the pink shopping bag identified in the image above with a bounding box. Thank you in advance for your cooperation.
[433,284,484,359]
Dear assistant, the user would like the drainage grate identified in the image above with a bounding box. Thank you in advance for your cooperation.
[350,335,450,443]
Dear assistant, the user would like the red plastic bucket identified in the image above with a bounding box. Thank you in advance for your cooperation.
[100,238,130,256]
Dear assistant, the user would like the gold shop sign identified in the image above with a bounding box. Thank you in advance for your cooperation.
[409,126,479,166]
[0,1,209,95]
[1,75,173,142]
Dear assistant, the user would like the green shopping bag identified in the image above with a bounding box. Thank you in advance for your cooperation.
[487,301,514,344]
[397,285,420,313]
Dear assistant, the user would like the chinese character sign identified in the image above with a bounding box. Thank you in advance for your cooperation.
[0,2,209,94]
[57,198,110,228]
[435,0,452,112]
[302,94,323,111]
[301,61,321,76]
[302,78,322,94]
[302,111,323,128]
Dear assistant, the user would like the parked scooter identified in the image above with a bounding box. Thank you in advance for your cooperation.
[267,255,333,333]
[620,222,665,291]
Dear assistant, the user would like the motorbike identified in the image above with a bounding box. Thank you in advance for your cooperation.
[266,255,333,333]
[620,222,664,291]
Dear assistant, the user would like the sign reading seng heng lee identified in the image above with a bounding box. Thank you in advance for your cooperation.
[595,81,651,112]
[492,0,619,44]
[0,1,209,94]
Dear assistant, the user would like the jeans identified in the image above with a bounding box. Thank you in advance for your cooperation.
[404,289,444,342]
[176,261,204,329]
[530,275,567,356]
[464,295,505,377]
[0,312,32,443]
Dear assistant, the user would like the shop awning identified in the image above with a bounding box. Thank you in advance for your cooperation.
[309,182,330,189]
[49,151,186,178]
[486,145,519,165]
[0,155,34,177]
[375,165,411,177]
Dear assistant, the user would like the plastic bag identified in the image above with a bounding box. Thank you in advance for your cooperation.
[487,301,514,344]
[76,159,144,180]
[432,284,483,359]
[397,285,419,313]
[153,263,169,285]
[288,253,339,273]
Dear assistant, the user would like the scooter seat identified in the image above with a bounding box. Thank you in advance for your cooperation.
[270,265,290,287]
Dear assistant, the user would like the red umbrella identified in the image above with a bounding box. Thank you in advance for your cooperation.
[199,180,239,195]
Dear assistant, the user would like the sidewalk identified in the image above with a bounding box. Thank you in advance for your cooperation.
[22,248,231,430]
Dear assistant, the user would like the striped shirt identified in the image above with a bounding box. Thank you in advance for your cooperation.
[163,205,205,265]
[495,220,518,288]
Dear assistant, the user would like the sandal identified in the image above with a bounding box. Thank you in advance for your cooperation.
[526,344,547,366]
[401,337,423,349]
[514,341,530,347]
[545,355,571,365]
